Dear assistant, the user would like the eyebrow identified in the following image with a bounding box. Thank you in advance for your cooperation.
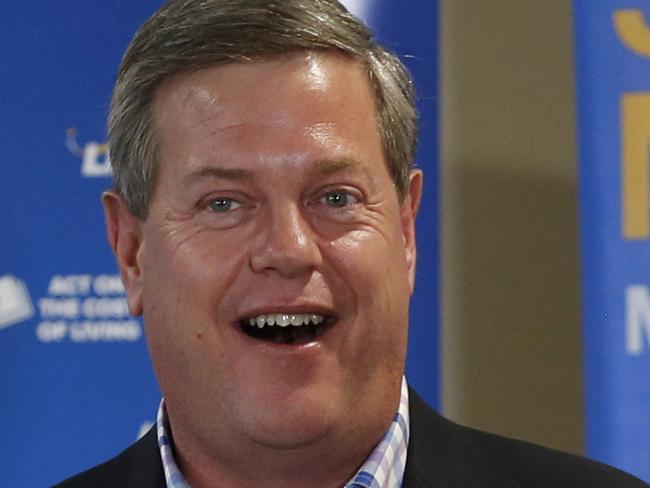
[312,157,378,193]
[311,157,359,174]
[313,157,375,179]
[182,157,377,190]
[183,166,253,186]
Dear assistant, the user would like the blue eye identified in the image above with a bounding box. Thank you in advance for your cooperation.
[321,190,358,208]
[209,198,241,212]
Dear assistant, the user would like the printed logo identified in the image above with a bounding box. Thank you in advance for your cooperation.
[36,274,142,343]
[0,275,34,330]
[620,93,650,240]
[66,127,112,177]
[626,285,650,355]
[613,10,650,240]
[614,9,650,58]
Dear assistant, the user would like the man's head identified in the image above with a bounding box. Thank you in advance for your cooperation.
[104,1,422,485]
[109,0,418,220]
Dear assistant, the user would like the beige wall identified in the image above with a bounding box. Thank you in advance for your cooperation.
[440,1,584,454]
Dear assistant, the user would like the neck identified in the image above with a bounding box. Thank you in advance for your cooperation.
[164,377,404,487]
[174,423,386,488]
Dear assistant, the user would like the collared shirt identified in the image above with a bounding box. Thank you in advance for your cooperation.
[157,377,410,488]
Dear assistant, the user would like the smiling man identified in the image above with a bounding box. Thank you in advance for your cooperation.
[120,51,418,487]
[56,1,648,487]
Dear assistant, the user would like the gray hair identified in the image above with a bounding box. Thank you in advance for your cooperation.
[109,0,418,219]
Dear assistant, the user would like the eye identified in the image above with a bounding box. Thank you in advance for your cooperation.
[320,190,359,208]
[208,197,242,212]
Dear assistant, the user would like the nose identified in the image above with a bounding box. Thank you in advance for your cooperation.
[249,202,322,278]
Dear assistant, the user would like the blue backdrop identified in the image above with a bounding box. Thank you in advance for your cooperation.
[0,1,439,486]
[575,1,650,481]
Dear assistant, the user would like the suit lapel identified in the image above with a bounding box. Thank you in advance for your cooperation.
[403,388,491,488]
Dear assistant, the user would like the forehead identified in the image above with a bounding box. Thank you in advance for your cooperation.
[152,51,375,129]
[149,51,387,181]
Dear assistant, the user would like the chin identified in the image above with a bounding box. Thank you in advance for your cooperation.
[236,383,344,450]
[244,408,339,451]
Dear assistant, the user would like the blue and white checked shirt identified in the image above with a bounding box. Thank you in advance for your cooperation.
[157,377,410,488]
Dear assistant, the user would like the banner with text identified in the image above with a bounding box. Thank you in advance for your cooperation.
[574,1,650,481]
[0,1,439,486]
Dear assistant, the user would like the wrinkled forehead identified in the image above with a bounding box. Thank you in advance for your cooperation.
[147,50,388,186]
[151,49,371,112]
[149,50,379,150]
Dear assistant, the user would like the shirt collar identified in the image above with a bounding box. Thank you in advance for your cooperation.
[156,377,410,488]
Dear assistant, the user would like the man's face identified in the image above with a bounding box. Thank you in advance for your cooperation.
[108,52,421,458]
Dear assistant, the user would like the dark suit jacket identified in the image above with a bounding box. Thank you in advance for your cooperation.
[55,390,648,487]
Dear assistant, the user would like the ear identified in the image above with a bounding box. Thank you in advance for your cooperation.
[102,191,144,316]
[400,170,423,294]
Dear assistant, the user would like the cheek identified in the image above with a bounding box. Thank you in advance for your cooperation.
[141,229,251,390]
[329,222,410,285]
[327,225,411,329]
[324,230,410,383]
[148,223,246,278]
[141,226,250,331]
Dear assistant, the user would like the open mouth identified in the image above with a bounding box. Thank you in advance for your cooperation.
[238,313,334,345]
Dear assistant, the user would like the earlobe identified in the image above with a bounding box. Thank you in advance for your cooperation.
[102,191,145,316]
[401,170,423,293]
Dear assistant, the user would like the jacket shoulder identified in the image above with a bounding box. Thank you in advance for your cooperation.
[405,389,648,488]
[53,427,165,488]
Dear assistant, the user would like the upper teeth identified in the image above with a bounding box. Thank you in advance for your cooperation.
[246,313,325,329]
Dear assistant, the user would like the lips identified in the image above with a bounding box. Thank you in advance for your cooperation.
[238,312,334,344]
